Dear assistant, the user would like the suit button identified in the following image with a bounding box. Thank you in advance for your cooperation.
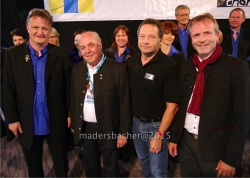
[83,90,86,93]
[80,115,82,118]
[80,103,83,106]
[79,127,81,130]
[221,133,224,136]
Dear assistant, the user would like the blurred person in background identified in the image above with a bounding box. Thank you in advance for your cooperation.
[104,25,139,63]
[70,29,85,65]
[161,20,185,66]
[48,27,60,46]
[10,28,27,46]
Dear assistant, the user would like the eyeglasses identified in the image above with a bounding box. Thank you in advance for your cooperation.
[177,14,190,17]
[49,35,58,39]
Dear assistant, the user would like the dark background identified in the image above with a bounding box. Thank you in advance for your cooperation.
[1,0,250,52]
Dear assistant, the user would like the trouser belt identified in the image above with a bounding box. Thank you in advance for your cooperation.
[185,129,199,140]
[134,116,161,123]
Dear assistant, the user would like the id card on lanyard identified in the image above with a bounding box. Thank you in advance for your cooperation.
[85,94,94,103]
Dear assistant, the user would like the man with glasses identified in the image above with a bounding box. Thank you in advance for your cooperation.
[173,5,195,59]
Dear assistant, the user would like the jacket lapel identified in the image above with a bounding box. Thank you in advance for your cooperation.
[225,29,233,49]
[45,44,57,84]
[238,29,248,59]
[23,43,34,85]
[204,58,218,87]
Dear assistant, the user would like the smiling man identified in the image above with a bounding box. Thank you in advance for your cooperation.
[168,13,250,177]
[3,8,71,177]
[70,31,132,177]
[127,18,179,177]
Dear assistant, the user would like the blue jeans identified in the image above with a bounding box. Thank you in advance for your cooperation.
[132,116,168,178]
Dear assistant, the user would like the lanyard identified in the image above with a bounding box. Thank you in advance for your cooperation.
[87,56,106,94]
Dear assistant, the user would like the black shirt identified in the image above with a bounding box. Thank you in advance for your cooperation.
[127,49,179,119]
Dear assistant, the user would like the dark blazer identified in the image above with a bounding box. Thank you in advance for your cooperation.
[70,58,132,148]
[173,35,195,60]
[169,53,250,168]
[3,43,71,149]
[103,47,139,63]
[170,49,185,66]
[220,28,250,60]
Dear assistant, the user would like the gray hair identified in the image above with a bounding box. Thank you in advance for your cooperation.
[175,5,190,16]
[81,31,102,44]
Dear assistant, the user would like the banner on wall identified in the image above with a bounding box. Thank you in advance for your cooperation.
[44,0,250,21]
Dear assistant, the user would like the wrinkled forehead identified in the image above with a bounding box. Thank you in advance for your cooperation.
[79,35,99,46]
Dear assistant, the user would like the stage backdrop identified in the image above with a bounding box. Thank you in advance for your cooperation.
[44,0,250,21]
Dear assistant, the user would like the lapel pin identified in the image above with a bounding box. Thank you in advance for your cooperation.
[25,55,30,62]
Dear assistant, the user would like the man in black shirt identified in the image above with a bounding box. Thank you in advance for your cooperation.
[127,18,179,177]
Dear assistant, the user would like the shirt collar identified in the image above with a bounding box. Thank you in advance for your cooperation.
[168,45,180,57]
[87,53,105,70]
[108,46,131,54]
[230,28,241,35]
[137,49,164,66]
[178,26,188,32]
[28,41,48,56]
[198,48,215,62]
[124,46,131,54]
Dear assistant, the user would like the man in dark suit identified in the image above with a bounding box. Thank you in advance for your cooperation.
[168,13,250,177]
[70,31,131,177]
[173,5,195,59]
[220,8,250,60]
[3,9,71,177]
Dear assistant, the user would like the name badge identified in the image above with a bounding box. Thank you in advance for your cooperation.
[85,95,94,103]
[144,73,154,80]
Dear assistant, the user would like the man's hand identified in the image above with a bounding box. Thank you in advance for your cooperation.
[67,117,71,128]
[149,132,162,154]
[168,142,178,158]
[8,122,22,137]
[216,160,235,177]
[117,134,127,148]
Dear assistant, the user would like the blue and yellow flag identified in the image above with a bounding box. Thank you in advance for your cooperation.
[48,0,94,14]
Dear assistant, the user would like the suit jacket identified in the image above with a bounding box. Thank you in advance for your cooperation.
[173,35,195,60]
[70,58,132,149]
[3,43,71,149]
[170,49,185,66]
[103,47,139,63]
[220,28,250,60]
[1,47,6,106]
[169,53,250,168]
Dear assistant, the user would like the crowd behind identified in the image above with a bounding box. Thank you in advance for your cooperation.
[1,4,250,178]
